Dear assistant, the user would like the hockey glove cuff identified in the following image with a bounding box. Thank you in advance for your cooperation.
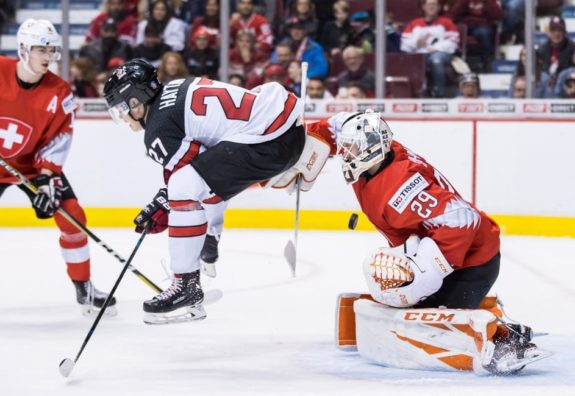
[134,188,170,234]
[31,174,63,219]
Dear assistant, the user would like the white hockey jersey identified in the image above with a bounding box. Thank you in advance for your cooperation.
[144,77,303,173]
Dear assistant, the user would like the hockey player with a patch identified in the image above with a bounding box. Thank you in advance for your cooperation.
[104,59,305,324]
[0,19,116,315]
[300,110,549,374]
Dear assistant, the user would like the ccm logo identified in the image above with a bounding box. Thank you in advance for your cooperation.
[435,257,449,273]
[404,312,455,322]
[306,151,318,171]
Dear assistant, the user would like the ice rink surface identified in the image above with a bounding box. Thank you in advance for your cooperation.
[0,228,574,396]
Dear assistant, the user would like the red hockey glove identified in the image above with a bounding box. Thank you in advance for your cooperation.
[134,188,170,234]
[30,174,63,219]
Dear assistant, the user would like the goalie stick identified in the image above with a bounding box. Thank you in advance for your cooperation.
[59,227,149,378]
[283,61,308,277]
[0,156,162,293]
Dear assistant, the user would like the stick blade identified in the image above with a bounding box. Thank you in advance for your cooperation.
[59,358,75,378]
[284,240,296,277]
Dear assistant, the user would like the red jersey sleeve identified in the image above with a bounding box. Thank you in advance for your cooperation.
[34,79,77,174]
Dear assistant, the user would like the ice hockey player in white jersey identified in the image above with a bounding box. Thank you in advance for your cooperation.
[104,59,305,324]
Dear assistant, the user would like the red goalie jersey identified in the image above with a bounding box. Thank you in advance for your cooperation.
[308,117,500,269]
[0,57,76,184]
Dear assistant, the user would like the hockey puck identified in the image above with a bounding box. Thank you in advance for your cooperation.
[348,213,359,230]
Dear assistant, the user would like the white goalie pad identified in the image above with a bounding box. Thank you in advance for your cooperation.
[262,132,331,194]
[353,298,498,373]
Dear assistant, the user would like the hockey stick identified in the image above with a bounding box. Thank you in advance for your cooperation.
[283,61,308,277]
[0,156,162,293]
[59,227,149,378]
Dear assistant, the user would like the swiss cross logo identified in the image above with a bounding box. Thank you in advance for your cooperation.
[0,117,33,158]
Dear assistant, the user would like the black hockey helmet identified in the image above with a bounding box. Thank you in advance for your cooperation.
[104,58,162,125]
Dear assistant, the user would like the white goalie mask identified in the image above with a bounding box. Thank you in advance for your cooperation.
[336,110,393,184]
[17,19,62,73]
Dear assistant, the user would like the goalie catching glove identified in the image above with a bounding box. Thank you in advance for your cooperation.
[134,188,170,234]
[364,237,454,307]
[31,173,63,219]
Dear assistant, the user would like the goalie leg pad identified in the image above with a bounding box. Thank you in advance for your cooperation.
[353,298,499,372]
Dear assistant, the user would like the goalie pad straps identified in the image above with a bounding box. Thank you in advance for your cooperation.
[262,132,331,193]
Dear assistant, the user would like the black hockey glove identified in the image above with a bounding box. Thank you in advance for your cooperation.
[30,174,63,219]
[134,188,171,234]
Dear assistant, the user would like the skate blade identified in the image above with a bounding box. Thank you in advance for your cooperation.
[495,348,553,374]
[201,260,217,278]
[143,304,207,325]
[81,304,118,317]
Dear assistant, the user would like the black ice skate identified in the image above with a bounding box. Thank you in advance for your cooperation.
[484,322,551,375]
[200,234,219,278]
[72,280,117,316]
[143,271,206,325]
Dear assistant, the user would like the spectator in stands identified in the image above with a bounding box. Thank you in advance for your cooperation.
[500,0,524,44]
[458,73,481,98]
[80,19,132,73]
[337,46,375,97]
[337,82,367,99]
[0,0,15,34]
[554,52,575,98]
[123,0,141,17]
[561,71,575,98]
[229,30,269,83]
[189,0,220,49]
[70,57,98,98]
[182,27,219,79]
[320,0,352,58]
[286,60,303,96]
[231,0,274,54]
[511,76,526,98]
[157,51,189,83]
[272,17,328,79]
[274,42,295,69]
[228,73,247,87]
[307,77,334,100]
[509,46,549,98]
[132,24,173,67]
[94,71,110,97]
[449,0,503,73]
[401,0,460,98]
[86,0,137,45]
[136,0,186,52]
[170,0,205,24]
[258,64,287,87]
[537,16,575,92]
[347,11,376,54]
[287,0,319,40]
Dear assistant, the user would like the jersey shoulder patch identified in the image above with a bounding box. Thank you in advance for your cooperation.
[61,93,77,114]
[387,171,429,214]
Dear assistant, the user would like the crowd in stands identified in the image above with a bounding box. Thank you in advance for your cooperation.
[5,0,575,99]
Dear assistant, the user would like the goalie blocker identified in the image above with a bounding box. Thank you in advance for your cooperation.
[335,294,551,375]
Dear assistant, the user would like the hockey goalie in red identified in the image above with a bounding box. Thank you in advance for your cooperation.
[0,19,116,314]
[273,110,551,374]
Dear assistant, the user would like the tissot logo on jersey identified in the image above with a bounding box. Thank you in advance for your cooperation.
[159,79,185,110]
[388,172,429,214]
[0,117,33,158]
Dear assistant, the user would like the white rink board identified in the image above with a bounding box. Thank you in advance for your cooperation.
[0,118,573,216]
